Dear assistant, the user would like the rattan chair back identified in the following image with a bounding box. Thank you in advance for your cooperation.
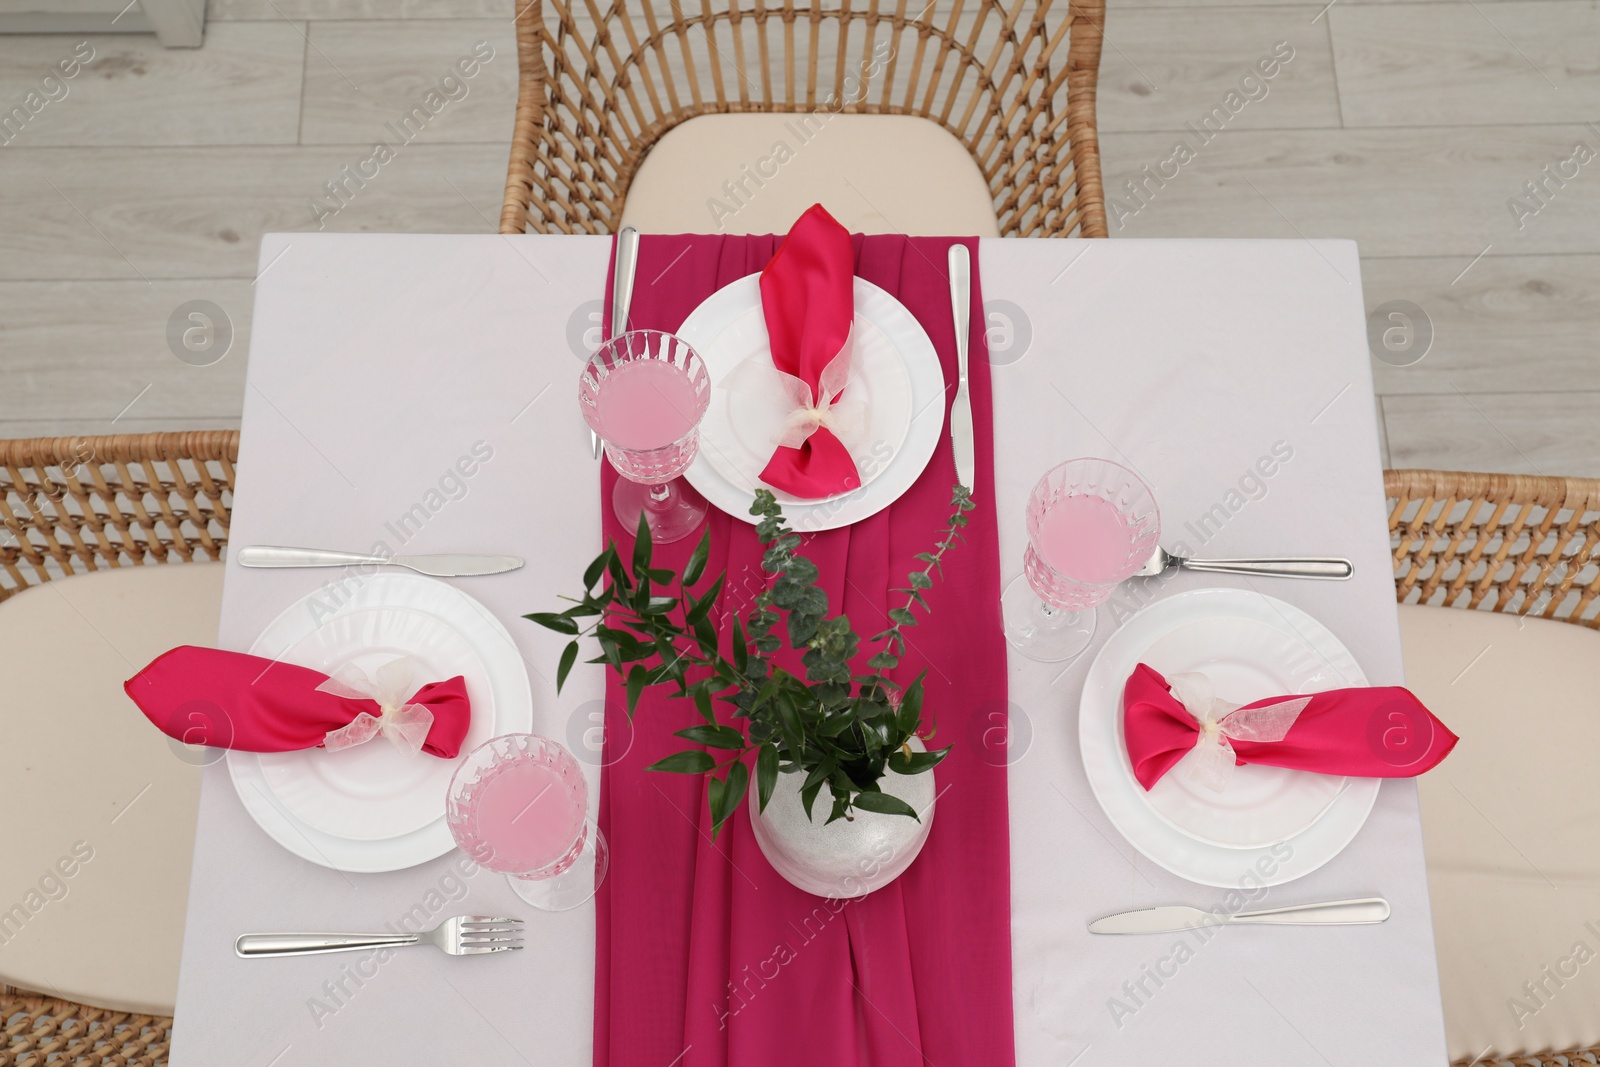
[499,0,1109,238]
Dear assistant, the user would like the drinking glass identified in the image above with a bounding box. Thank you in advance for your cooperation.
[1002,458,1160,662]
[446,733,608,912]
[579,329,712,543]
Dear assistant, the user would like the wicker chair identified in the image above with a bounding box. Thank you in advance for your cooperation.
[1,433,235,1067]
[1387,469,1600,629]
[1388,469,1600,1067]
[0,432,235,603]
[499,0,1109,238]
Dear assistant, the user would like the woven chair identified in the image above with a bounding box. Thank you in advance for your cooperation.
[1386,469,1600,630]
[0,432,236,604]
[1386,469,1600,1067]
[499,0,1109,238]
[1,432,236,1067]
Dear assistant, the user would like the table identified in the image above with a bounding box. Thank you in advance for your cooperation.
[171,233,1449,1066]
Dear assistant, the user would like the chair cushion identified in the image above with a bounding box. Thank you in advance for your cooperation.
[1400,603,1600,1061]
[620,113,1001,237]
[0,562,223,1017]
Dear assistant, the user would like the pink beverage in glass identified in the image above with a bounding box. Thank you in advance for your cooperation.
[590,360,702,452]
[467,758,587,874]
[1034,494,1135,583]
[1023,458,1159,611]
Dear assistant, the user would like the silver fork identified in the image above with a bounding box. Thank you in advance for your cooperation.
[234,915,523,958]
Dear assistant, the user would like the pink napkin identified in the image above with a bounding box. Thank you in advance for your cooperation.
[1123,662,1457,791]
[125,645,472,759]
[756,204,863,499]
[593,218,1014,1067]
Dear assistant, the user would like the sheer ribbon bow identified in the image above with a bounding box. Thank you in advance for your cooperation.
[1166,672,1310,793]
[317,656,436,757]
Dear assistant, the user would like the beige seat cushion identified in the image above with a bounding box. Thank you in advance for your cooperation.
[1401,603,1600,1062]
[0,562,222,1016]
[620,113,1001,237]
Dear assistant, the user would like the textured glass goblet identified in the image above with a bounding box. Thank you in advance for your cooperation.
[1002,458,1160,662]
[446,733,608,912]
[579,329,712,544]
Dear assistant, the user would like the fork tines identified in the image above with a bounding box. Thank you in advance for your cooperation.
[457,916,525,954]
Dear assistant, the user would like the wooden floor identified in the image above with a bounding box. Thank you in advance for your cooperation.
[1,1,1596,476]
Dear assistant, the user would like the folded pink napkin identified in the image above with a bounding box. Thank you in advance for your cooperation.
[125,645,472,759]
[1123,662,1457,791]
[756,204,863,499]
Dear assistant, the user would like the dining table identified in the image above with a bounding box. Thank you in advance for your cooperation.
[169,231,1449,1065]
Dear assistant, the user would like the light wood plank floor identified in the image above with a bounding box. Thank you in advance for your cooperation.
[0,2,1596,477]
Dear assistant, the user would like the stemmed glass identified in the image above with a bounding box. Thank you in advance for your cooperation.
[446,733,608,912]
[579,329,712,544]
[1002,458,1160,662]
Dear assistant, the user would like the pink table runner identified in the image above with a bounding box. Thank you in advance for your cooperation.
[595,231,1015,1067]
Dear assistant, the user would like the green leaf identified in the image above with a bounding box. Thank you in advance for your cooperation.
[583,548,611,591]
[774,691,806,755]
[647,750,716,774]
[800,776,824,821]
[731,618,748,673]
[887,607,917,627]
[887,746,947,775]
[632,511,653,577]
[693,686,715,724]
[555,640,579,692]
[683,528,712,586]
[797,586,828,616]
[785,555,819,585]
[787,610,820,647]
[866,651,899,670]
[756,744,778,812]
[625,664,647,716]
[711,761,749,834]
[850,790,920,820]
[907,571,932,589]
[640,596,678,616]
[523,611,580,635]
[674,724,746,750]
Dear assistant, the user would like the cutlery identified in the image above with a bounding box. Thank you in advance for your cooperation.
[1089,896,1389,934]
[946,244,976,494]
[599,225,641,460]
[1135,546,1352,580]
[235,915,524,958]
[238,545,523,577]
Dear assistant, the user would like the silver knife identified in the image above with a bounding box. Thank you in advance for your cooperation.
[946,244,976,494]
[599,225,641,460]
[1089,897,1390,934]
[237,545,523,578]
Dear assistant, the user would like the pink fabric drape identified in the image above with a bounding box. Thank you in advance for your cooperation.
[594,226,1015,1067]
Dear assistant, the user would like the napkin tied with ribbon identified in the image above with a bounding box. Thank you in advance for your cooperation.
[756,204,863,498]
[1123,662,1457,791]
[125,645,472,759]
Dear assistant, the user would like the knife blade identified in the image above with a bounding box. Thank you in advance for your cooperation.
[237,546,523,577]
[598,225,641,460]
[1089,897,1390,934]
[947,244,976,494]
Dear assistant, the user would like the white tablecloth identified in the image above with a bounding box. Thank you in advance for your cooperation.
[171,233,1448,1065]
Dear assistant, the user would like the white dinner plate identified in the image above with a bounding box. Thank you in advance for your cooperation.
[678,274,946,532]
[1079,587,1381,887]
[226,573,532,873]
[255,605,498,840]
